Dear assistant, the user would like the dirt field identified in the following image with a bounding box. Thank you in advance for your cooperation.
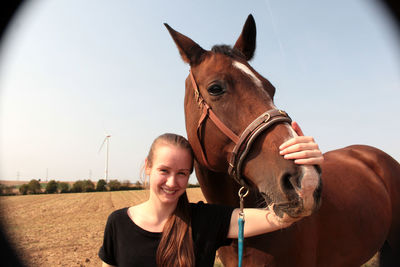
[0,189,205,267]
[0,188,378,267]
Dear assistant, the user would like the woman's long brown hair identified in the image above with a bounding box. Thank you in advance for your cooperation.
[146,133,195,267]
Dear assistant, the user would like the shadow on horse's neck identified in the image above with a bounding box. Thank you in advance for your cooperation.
[194,161,262,208]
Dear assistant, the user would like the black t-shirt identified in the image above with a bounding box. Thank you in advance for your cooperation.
[98,201,234,267]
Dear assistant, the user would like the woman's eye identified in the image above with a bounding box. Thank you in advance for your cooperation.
[207,84,225,96]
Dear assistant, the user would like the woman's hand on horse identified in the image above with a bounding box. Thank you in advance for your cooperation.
[279,121,324,165]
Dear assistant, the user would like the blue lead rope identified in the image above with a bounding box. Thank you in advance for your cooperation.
[237,186,248,267]
[238,216,245,267]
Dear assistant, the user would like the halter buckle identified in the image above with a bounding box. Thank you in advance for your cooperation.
[263,113,271,123]
[279,110,288,116]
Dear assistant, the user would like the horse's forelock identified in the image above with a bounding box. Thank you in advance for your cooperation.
[211,45,246,60]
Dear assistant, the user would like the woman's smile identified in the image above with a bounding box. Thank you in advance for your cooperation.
[161,186,179,195]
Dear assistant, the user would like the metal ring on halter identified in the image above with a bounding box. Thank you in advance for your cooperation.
[238,186,249,199]
[238,186,249,218]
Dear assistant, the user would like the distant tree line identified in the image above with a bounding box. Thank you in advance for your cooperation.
[0,184,15,196]
[0,179,146,196]
[187,183,201,188]
[0,179,200,196]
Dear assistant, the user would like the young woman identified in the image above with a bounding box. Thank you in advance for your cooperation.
[99,122,323,267]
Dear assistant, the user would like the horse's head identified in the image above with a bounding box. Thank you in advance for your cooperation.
[165,15,321,218]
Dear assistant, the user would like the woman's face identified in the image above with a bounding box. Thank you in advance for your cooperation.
[147,144,192,205]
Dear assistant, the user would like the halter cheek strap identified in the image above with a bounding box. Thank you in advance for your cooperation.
[190,70,239,172]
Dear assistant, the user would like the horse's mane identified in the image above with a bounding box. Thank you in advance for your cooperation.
[211,45,246,60]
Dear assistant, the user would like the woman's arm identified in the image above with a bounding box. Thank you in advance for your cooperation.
[227,207,298,238]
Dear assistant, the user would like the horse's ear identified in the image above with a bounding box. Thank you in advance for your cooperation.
[164,23,206,65]
[234,14,256,61]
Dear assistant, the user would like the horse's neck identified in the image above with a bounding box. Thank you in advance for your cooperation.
[194,162,263,208]
[194,162,240,206]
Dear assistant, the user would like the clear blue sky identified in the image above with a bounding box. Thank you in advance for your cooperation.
[0,0,399,183]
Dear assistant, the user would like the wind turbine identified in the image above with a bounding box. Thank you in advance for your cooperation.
[98,134,111,183]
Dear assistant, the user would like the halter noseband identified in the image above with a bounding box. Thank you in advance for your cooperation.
[189,70,292,187]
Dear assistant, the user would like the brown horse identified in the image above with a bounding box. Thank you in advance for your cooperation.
[165,15,400,267]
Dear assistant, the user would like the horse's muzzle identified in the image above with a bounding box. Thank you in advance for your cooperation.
[274,165,322,218]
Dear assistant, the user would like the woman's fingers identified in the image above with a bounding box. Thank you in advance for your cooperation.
[279,136,316,151]
[281,147,324,165]
[279,136,324,165]
[294,156,324,165]
[279,122,324,165]
[280,142,319,155]
[285,150,324,165]
[282,149,321,159]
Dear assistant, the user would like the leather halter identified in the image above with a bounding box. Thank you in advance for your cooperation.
[189,70,292,187]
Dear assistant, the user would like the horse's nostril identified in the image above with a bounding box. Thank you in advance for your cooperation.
[281,172,302,193]
[289,175,302,191]
[281,173,294,191]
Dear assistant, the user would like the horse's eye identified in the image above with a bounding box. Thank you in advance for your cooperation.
[207,84,225,96]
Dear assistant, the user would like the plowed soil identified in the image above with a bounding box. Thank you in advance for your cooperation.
[0,188,206,267]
